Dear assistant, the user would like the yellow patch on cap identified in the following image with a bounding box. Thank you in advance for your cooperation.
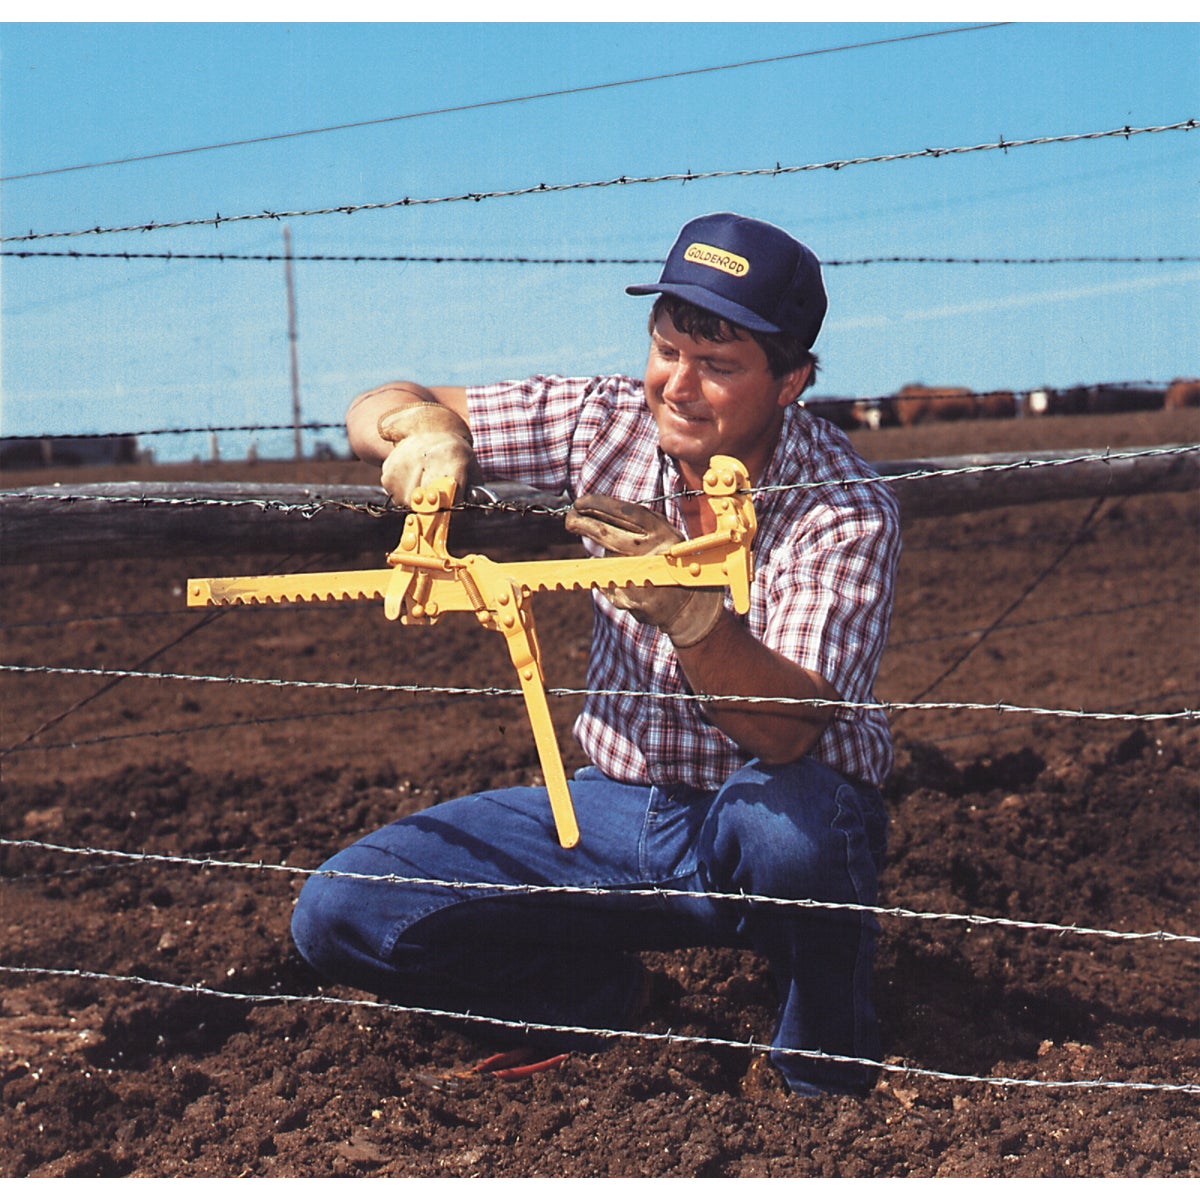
[683,242,750,278]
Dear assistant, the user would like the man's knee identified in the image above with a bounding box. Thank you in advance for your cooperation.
[290,869,351,976]
[703,759,880,900]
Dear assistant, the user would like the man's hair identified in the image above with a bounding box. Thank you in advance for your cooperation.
[649,293,819,389]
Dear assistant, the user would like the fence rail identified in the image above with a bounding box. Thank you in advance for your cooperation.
[2,445,1197,565]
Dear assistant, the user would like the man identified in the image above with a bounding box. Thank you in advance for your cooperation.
[292,212,901,1096]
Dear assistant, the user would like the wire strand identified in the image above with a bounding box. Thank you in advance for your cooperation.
[4,119,1193,244]
[3,836,1196,945]
[6,443,1197,526]
[904,495,1109,706]
[1,964,1194,1095]
[3,662,1196,725]
[8,250,1198,266]
[0,383,1183,443]
[0,24,1011,183]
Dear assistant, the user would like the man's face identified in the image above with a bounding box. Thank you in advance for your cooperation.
[643,310,810,486]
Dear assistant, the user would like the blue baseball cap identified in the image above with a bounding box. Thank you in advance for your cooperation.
[627,212,827,349]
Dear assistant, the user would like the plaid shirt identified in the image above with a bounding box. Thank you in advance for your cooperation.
[467,374,901,790]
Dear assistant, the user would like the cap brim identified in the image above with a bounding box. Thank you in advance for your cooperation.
[625,281,781,334]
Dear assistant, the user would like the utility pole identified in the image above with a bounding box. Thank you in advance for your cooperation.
[283,226,302,461]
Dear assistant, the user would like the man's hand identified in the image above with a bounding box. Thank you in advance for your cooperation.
[377,398,481,504]
[565,495,724,648]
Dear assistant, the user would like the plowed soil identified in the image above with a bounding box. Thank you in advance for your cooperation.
[1,409,1197,1178]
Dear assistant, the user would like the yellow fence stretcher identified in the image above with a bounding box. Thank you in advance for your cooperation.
[187,455,757,850]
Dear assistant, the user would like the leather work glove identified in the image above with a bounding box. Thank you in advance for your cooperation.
[565,495,724,649]
[377,399,482,505]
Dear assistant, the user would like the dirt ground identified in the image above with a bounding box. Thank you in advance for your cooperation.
[1,408,1197,1178]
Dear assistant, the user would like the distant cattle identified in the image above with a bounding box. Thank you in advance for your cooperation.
[809,379,1188,430]
[890,384,1013,426]
[851,400,887,430]
[1086,385,1166,414]
[891,385,973,426]
[1164,377,1200,409]
[1040,385,1166,415]
[975,390,1017,419]
[800,396,861,430]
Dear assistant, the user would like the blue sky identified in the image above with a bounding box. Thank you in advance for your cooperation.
[2,18,1197,461]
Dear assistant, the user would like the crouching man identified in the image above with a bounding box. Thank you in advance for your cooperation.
[292,212,900,1096]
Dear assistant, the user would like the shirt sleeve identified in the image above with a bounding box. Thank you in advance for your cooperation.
[762,493,901,705]
[465,375,616,495]
[465,376,667,504]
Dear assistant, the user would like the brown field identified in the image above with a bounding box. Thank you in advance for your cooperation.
[1,408,1197,1177]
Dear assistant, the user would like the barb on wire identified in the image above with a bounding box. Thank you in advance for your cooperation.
[1,963,1195,1095]
[4,489,389,519]
[3,119,1194,244]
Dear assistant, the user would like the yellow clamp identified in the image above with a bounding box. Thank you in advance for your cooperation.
[187,455,757,849]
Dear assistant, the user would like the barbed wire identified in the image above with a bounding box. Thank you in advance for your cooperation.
[3,686,1186,761]
[2,667,1192,759]
[4,662,1196,725]
[7,249,1198,266]
[827,255,1200,266]
[748,443,1200,505]
[4,119,1193,244]
[0,421,339,442]
[0,379,1184,445]
[4,445,1195,755]
[1,963,1195,1096]
[3,382,1186,446]
[6,443,1198,523]
[3,835,1196,946]
[0,611,225,760]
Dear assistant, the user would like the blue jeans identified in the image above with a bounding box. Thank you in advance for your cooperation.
[291,757,888,1096]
